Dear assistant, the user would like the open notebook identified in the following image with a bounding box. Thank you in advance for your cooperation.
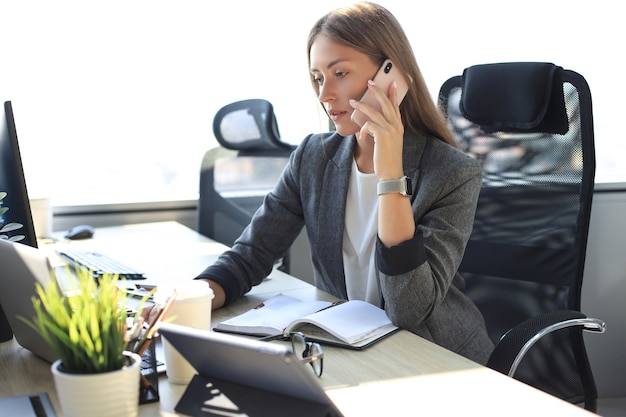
[215,293,399,350]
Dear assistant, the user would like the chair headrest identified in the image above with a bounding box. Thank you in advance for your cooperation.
[460,62,569,134]
[212,99,294,153]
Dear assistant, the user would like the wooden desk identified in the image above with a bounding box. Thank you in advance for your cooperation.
[0,222,595,416]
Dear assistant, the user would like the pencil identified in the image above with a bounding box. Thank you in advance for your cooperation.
[135,290,177,357]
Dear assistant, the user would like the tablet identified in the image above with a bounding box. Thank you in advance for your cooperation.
[158,322,343,416]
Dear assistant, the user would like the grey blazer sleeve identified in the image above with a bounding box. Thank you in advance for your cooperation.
[194,135,314,305]
[375,137,492,362]
[376,137,482,323]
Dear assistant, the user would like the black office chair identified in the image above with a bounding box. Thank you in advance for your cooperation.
[438,62,605,411]
[197,99,296,272]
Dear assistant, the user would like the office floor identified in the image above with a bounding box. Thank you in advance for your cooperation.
[596,397,626,416]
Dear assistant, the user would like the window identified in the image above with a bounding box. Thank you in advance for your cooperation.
[1,1,622,207]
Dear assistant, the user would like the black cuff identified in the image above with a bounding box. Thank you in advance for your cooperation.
[376,232,426,276]
[194,265,240,306]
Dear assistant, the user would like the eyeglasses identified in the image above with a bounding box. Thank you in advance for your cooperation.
[259,332,324,377]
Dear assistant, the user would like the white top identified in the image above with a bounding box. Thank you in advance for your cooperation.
[342,158,381,307]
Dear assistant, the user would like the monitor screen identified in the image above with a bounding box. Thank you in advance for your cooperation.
[0,100,37,340]
[0,101,36,248]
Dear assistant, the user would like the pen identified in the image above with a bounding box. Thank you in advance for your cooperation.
[316,299,347,313]
[146,290,176,339]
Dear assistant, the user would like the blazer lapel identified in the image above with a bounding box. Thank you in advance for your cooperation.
[311,132,427,298]
[315,135,355,296]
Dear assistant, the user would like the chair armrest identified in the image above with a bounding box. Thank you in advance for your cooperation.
[487,310,605,377]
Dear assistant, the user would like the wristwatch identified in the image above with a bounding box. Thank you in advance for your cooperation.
[377,176,412,196]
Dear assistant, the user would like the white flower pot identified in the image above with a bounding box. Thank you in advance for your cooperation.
[51,351,141,417]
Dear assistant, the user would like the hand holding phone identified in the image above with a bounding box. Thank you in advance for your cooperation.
[350,59,411,128]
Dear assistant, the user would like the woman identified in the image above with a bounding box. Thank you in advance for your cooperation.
[196,2,493,364]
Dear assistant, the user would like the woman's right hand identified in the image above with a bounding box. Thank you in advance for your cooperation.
[198,279,226,309]
[350,79,405,181]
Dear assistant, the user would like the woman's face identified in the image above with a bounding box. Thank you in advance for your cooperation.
[310,36,379,136]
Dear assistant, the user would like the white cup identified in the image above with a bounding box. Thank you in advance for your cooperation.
[156,280,214,384]
[29,197,53,238]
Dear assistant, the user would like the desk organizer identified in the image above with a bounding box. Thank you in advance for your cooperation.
[139,341,160,404]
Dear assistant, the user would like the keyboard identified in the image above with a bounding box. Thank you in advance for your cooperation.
[57,249,147,280]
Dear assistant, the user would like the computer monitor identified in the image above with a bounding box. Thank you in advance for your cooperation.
[0,100,37,341]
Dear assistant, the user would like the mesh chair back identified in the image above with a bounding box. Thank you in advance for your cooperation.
[213,99,294,155]
[198,99,296,259]
[439,62,596,407]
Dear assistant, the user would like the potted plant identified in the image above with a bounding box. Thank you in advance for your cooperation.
[22,268,150,417]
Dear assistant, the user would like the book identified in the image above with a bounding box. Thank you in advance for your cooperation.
[0,392,57,417]
[214,294,399,350]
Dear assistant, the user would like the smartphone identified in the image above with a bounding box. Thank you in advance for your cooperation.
[351,59,411,128]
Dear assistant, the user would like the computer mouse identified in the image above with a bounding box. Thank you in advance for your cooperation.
[65,224,95,240]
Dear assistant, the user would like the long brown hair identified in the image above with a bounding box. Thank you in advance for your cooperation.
[307,2,457,148]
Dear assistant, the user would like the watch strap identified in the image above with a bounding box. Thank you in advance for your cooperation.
[377,176,412,196]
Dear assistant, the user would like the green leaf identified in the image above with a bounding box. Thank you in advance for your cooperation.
[20,268,129,373]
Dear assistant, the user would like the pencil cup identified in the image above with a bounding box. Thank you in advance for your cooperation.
[156,280,214,385]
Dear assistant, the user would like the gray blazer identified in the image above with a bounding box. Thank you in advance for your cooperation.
[197,131,494,364]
